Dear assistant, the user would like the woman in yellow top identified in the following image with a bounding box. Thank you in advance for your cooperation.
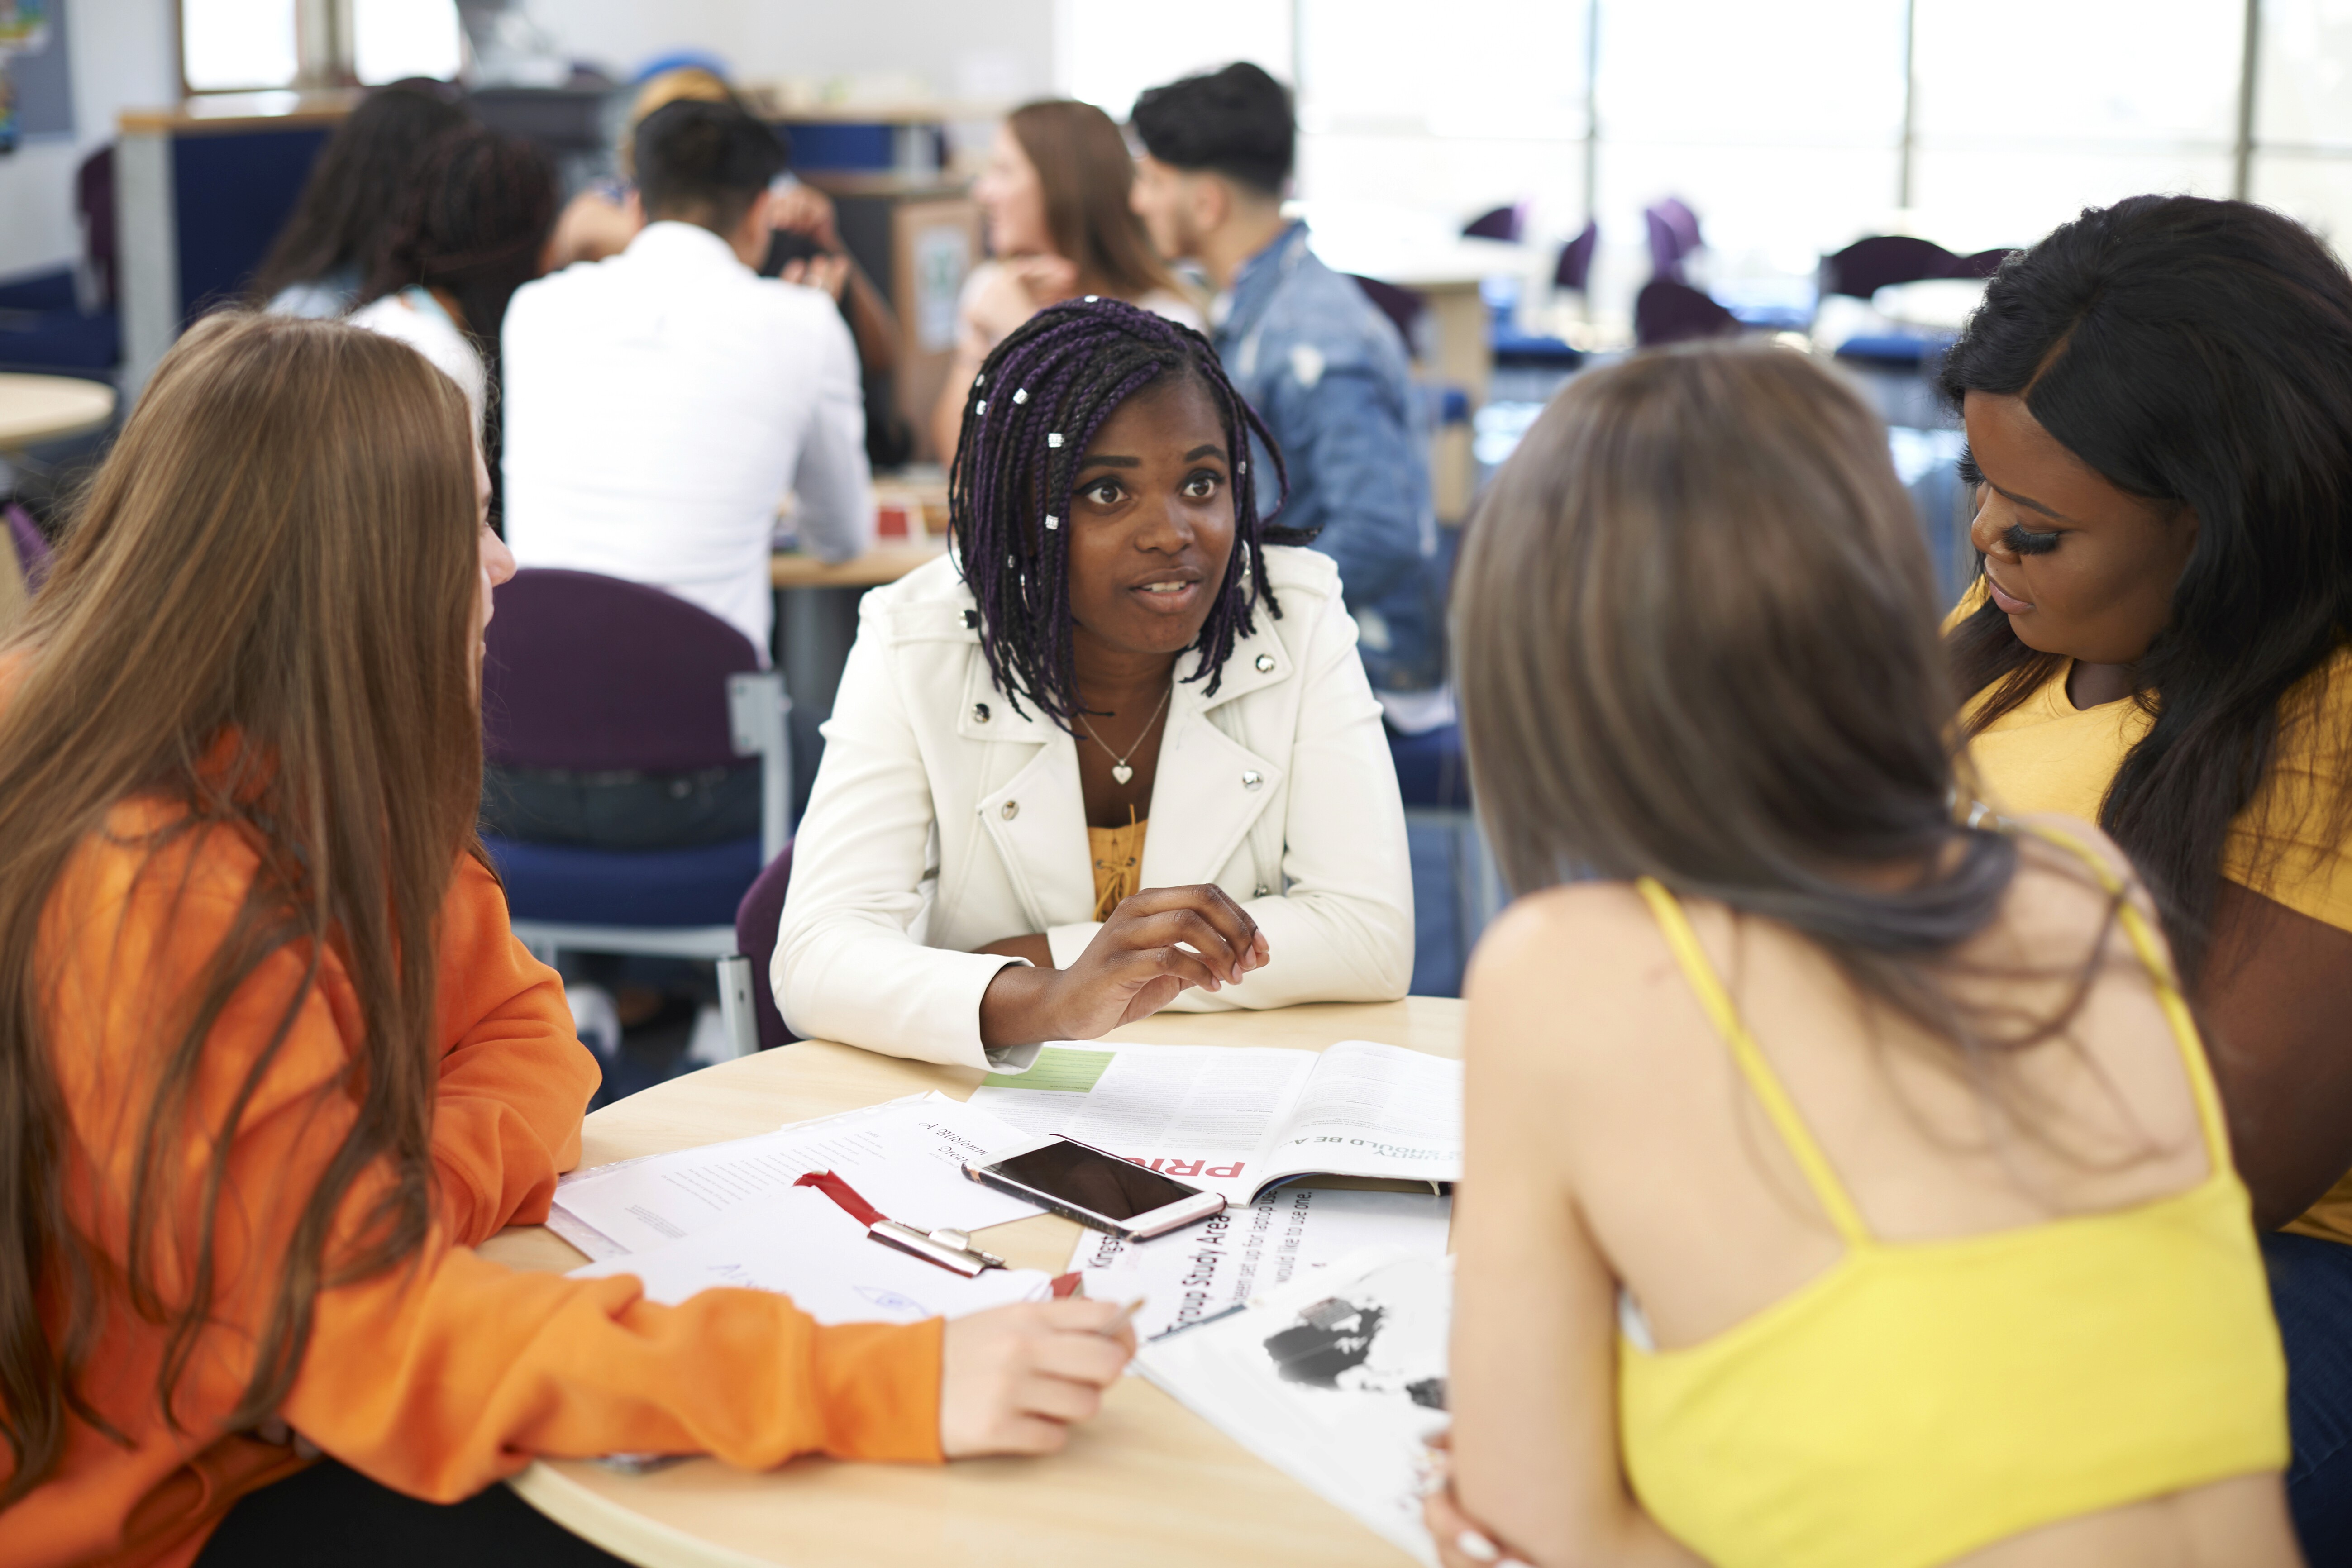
[1423,346,2293,1568]
[1941,195,2352,1556]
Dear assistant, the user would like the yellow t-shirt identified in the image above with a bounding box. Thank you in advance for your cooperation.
[1088,815,1147,923]
[1959,602,2352,1239]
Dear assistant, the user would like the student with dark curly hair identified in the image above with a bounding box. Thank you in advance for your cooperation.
[253,80,469,320]
[349,124,558,450]
[778,296,1413,1068]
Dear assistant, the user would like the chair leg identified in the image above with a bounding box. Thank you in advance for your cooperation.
[716,954,759,1059]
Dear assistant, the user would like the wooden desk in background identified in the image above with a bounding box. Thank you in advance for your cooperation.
[769,536,946,589]
[477,996,1464,1568]
[0,372,117,454]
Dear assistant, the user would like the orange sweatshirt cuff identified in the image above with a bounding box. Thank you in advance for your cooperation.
[809,1317,945,1463]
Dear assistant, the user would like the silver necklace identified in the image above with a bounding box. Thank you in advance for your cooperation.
[1078,684,1173,786]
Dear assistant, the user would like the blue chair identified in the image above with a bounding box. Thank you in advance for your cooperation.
[1388,722,1505,994]
[479,569,791,1060]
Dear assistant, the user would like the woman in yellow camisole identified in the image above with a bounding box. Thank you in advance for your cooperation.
[1425,346,2294,1568]
[1942,196,2352,1559]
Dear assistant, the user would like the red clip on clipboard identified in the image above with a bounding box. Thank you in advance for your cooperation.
[794,1170,1084,1296]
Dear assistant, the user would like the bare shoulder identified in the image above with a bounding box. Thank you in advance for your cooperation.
[2006,811,2168,934]
[1464,881,1682,1082]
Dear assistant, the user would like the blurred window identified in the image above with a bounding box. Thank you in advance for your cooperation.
[180,0,299,93]
[353,0,464,87]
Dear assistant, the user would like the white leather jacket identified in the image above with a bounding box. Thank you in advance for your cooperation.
[775,546,1415,1069]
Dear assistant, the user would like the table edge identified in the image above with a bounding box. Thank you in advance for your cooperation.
[511,1462,787,1568]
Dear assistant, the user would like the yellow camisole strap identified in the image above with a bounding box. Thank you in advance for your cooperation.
[2011,821,2235,1170]
[1635,877,1874,1247]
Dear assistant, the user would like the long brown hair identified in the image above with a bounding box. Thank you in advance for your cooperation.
[1456,345,2116,1087]
[0,314,484,1497]
[1007,100,1185,302]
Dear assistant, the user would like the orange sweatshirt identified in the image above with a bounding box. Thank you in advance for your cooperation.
[4,798,943,1568]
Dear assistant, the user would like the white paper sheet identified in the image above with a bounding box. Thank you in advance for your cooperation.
[548,1094,1044,1259]
[1263,1041,1462,1180]
[1138,1249,1454,1567]
[1072,1186,1452,1344]
[568,1185,1056,1322]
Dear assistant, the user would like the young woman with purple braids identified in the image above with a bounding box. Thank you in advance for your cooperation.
[776,296,1413,1068]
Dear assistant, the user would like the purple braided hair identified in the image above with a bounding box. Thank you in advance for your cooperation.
[948,295,1301,728]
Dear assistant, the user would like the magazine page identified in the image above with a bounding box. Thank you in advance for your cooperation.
[1072,1185,1452,1344]
[1138,1248,1454,1566]
[1259,1042,1464,1190]
[968,1044,1319,1203]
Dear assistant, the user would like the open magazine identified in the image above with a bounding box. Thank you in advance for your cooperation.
[968,1040,1461,1206]
[1137,1248,1453,1567]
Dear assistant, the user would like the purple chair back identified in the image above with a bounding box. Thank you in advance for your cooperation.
[482,568,761,772]
[1554,220,1599,293]
[5,505,51,594]
[1957,246,2013,279]
[75,146,117,310]
[1462,203,1525,243]
[1350,274,1425,353]
[1644,199,1703,281]
[1634,279,1740,348]
[734,841,797,1050]
[1822,234,1959,300]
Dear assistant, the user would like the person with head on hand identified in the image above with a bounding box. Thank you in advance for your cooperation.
[1940,193,2352,1558]
[1128,62,1445,722]
[0,313,1132,1568]
[931,100,1204,467]
[252,79,469,321]
[347,123,559,458]
[498,95,873,847]
[1425,345,2292,1568]
[549,66,902,396]
[779,296,1413,1070]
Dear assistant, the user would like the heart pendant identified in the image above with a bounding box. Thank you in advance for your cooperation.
[1112,763,1134,785]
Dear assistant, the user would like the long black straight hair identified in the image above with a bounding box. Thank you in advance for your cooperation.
[1942,195,2352,981]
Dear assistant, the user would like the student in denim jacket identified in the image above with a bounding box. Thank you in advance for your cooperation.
[1129,64,1446,712]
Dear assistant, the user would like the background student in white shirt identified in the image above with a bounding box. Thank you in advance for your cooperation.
[496,98,873,850]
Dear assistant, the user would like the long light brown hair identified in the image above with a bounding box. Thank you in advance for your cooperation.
[0,313,484,1497]
[1008,100,1185,302]
[1456,345,2119,1096]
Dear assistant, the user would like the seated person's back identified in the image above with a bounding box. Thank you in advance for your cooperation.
[502,97,872,656]
[1429,345,2294,1568]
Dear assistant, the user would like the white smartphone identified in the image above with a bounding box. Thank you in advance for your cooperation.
[965,1134,1226,1240]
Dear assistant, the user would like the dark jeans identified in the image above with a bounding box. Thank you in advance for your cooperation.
[484,761,761,850]
[2266,1231,2352,1563]
[194,1458,629,1567]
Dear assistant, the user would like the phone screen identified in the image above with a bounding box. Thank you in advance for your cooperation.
[987,1140,1205,1221]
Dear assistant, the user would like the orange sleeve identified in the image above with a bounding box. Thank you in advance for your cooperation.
[48,826,943,1525]
[427,855,602,1244]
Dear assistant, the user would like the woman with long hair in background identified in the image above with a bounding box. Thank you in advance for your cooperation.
[931,100,1203,464]
[250,80,469,320]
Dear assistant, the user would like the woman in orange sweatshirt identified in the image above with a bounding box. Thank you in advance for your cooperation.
[0,313,1133,1568]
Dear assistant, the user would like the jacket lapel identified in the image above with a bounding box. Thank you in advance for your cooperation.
[963,654,1093,931]
[1137,614,1293,890]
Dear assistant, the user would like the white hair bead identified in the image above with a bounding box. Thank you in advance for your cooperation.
[975,400,987,416]
[1047,433,1063,448]
[1012,388,1029,405]
[1238,459,1248,473]
[1084,295,1100,303]
[1044,514,1059,530]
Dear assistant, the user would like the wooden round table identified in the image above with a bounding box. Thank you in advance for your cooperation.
[0,372,115,453]
[476,997,1463,1568]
